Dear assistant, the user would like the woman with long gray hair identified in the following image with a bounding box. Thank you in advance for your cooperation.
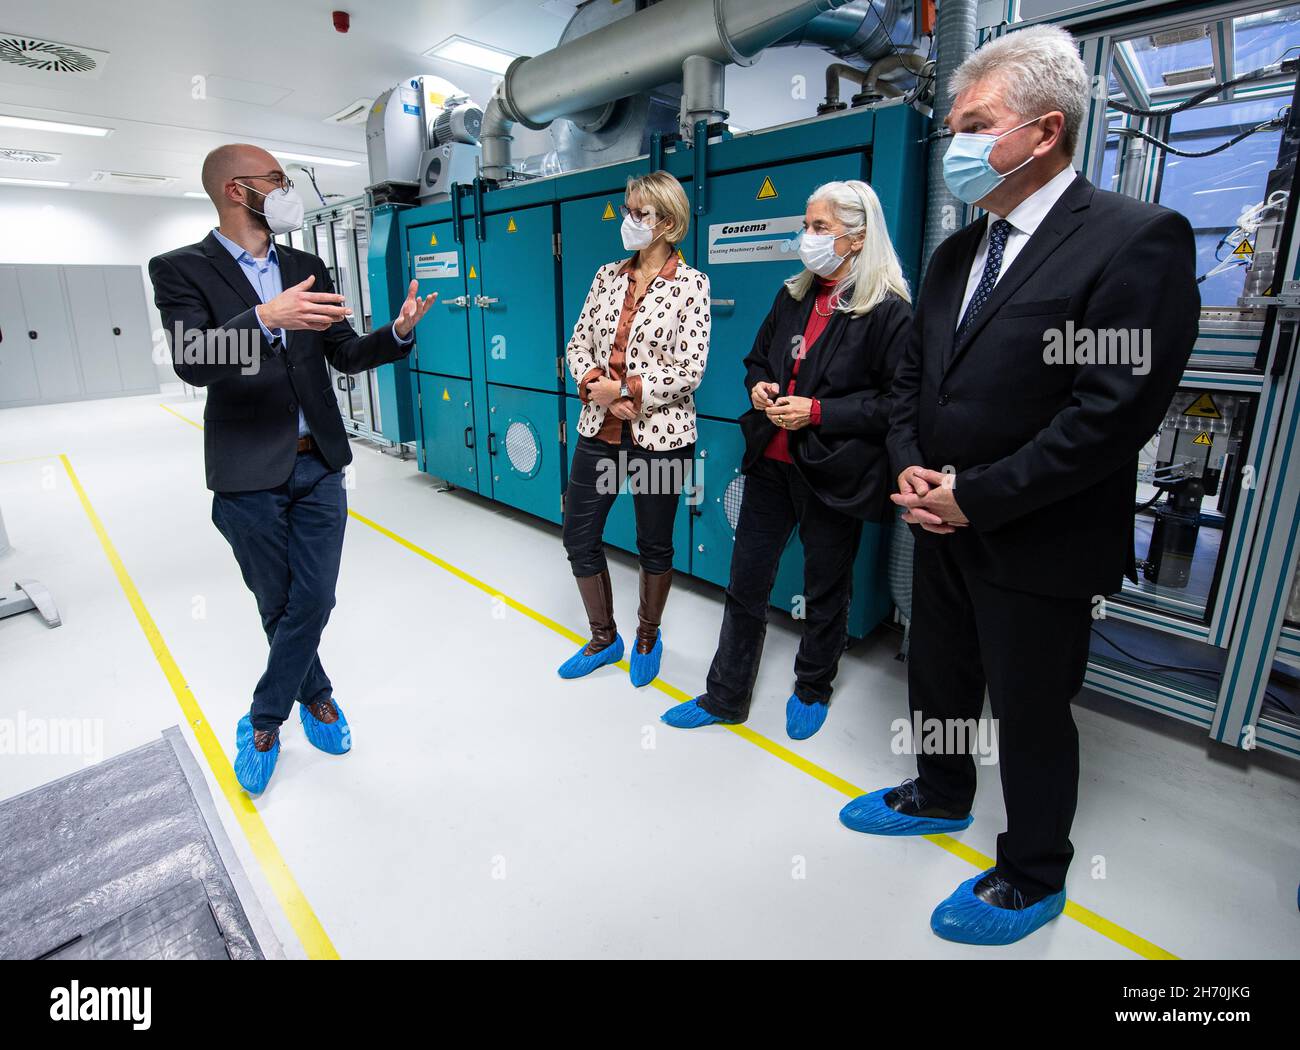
[662,179,911,739]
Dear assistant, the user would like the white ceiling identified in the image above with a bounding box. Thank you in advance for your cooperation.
[0,0,572,203]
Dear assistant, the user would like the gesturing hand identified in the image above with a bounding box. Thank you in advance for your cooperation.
[767,395,813,431]
[257,275,353,332]
[393,279,438,339]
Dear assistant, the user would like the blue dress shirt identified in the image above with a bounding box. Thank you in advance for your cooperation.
[211,228,412,439]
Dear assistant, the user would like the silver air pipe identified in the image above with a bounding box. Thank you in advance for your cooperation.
[481,0,858,182]
[921,0,978,269]
[777,0,908,65]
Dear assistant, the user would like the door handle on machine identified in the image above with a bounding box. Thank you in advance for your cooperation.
[463,425,475,449]
[709,299,735,308]
[487,431,497,456]
[445,295,470,308]
[475,295,500,308]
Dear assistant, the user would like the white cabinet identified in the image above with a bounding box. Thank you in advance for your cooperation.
[0,264,158,409]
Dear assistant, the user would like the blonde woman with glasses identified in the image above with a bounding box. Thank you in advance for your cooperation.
[558,171,711,688]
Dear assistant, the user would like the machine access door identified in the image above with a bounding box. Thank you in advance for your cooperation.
[476,205,561,392]
[486,385,564,524]
[406,220,473,378]
[417,373,478,492]
[694,155,864,421]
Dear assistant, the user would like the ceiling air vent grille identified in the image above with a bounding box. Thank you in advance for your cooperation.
[0,35,97,74]
[89,170,177,190]
[0,147,58,163]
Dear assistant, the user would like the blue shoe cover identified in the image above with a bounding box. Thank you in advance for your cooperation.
[234,715,279,795]
[838,784,974,835]
[628,631,663,687]
[660,697,735,729]
[930,870,1066,945]
[300,698,351,755]
[557,634,624,679]
[786,694,828,740]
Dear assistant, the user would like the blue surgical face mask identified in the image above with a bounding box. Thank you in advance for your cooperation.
[942,115,1044,205]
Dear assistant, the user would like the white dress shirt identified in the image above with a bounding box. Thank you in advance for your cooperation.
[957,166,1078,325]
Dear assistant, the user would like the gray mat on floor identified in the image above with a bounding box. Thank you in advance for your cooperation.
[0,728,279,960]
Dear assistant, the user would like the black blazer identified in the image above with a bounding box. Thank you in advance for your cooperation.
[887,174,1199,599]
[149,231,411,492]
[740,285,911,521]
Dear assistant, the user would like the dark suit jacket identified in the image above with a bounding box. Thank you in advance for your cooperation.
[740,285,911,521]
[149,231,411,492]
[887,173,1199,599]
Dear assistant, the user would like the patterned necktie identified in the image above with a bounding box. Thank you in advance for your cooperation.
[957,218,1013,336]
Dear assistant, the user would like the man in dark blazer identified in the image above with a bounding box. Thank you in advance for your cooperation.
[840,26,1199,945]
[150,143,435,794]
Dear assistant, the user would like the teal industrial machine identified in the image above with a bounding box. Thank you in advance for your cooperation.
[365,0,928,638]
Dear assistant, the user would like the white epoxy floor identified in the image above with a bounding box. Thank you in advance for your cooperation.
[1,389,1297,960]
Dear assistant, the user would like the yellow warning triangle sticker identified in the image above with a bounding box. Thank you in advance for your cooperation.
[507,217,518,233]
[469,265,477,279]
[677,248,685,261]
[429,232,438,246]
[1192,430,1213,446]
[757,176,778,200]
[602,202,617,221]
[442,388,451,402]
[1232,238,1254,257]
[1183,393,1221,419]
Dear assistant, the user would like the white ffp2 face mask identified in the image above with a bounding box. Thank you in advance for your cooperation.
[799,231,847,277]
[237,183,304,234]
[621,213,660,252]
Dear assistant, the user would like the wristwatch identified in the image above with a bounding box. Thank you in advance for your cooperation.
[619,380,631,401]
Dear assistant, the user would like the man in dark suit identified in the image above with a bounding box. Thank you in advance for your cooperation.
[150,143,435,794]
[839,26,1199,944]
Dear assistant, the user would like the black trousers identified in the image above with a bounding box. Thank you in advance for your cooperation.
[211,449,346,732]
[700,457,862,722]
[562,429,692,577]
[909,539,1092,897]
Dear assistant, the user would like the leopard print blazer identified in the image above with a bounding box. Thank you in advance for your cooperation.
[566,257,711,450]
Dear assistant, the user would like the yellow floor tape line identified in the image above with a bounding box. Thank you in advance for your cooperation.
[61,452,338,961]
[162,404,1177,960]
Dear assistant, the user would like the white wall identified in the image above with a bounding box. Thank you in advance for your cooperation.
[0,186,218,382]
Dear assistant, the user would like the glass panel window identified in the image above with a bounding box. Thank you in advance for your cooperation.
[1234,5,1300,72]
[1123,390,1255,619]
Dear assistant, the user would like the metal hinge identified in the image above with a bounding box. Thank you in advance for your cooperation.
[559,420,566,446]
[553,231,562,259]
[556,356,562,379]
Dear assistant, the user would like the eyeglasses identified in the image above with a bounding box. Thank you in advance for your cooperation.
[233,172,294,190]
[620,204,659,225]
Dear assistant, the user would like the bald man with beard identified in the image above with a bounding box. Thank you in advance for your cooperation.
[149,143,437,794]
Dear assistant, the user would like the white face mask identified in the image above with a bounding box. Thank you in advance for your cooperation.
[621,213,660,252]
[237,183,304,234]
[799,231,849,278]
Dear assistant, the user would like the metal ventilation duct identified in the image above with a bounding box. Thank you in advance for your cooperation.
[481,0,871,181]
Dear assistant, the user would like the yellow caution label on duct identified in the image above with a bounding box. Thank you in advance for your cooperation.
[1192,430,1213,446]
[429,232,438,246]
[442,388,451,402]
[757,176,778,200]
[602,202,617,221]
[469,265,477,279]
[507,217,518,233]
[1232,239,1254,257]
[1183,393,1221,419]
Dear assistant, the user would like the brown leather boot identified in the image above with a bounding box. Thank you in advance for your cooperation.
[575,569,617,655]
[304,698,339,724]
[635,569,673,655]
[253,728,279,752]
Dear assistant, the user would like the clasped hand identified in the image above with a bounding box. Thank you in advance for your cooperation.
[891,466,969,535]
